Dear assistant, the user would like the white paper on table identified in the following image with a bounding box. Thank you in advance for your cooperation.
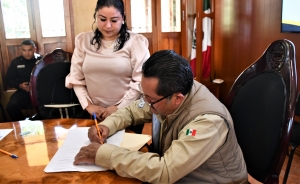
[0,129,13,141]
[44,127,124,173]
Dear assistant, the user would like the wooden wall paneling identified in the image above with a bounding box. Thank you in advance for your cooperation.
[181,0,188,59]
[68,0,75,50]
[161,32,181,53]
[7,46,17,66]
[31,0,43,54]
[195,0,202,82]
[146,36,154,56]
[156,0,162,51]
[123,0,132,30]
[63,0,74,52]
[27,0,37,41]
[0,3,8,88]
[214,0,300,102]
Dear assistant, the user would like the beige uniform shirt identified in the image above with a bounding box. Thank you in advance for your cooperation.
[97,101,228,183]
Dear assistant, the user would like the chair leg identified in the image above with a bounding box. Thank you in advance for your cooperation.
[283,145,299,184]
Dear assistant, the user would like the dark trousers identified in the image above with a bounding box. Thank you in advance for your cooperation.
[6,90,32,121]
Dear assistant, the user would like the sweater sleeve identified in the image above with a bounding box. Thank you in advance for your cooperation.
[65,32,92,109]
[116,34,150,109]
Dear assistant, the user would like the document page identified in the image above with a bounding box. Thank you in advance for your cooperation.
[0,129,13,141]
[44,127,124,173]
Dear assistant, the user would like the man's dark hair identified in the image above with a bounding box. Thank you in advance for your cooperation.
[21,39,36,47]
[142,50,194,96]
[91,0,129,51]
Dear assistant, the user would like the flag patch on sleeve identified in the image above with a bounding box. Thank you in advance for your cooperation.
[186,129,196,136]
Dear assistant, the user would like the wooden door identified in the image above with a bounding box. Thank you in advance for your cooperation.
[0,0,74,90]
[124,0,181,55]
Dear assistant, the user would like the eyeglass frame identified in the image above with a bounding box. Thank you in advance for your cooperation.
[140,93,172,107]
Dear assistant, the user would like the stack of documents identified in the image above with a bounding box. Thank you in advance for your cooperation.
[44,127,151,173]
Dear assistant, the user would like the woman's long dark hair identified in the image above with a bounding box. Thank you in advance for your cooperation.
[91,0,129,51]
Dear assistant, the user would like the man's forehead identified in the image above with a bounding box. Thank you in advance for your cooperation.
[141,77,159,96]
[21,45,34,50]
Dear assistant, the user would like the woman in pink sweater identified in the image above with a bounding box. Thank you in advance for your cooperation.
[66,0,150,132]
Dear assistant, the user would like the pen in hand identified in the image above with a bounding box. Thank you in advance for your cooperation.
[0,148,18,159]
[92,112,103,144]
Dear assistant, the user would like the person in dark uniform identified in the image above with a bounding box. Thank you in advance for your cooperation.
[5,39,42,121]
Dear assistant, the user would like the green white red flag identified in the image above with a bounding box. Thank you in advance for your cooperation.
[202,0,212,79]
[190,18,197,77]
[190,0,212,79]
[186,129,197,136]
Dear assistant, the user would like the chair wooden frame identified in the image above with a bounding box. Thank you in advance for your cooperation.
[225,39,297,183]
[29,48,73,116]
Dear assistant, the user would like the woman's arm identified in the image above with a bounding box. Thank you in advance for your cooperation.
[117,34,150,109]
[65,33,93,110]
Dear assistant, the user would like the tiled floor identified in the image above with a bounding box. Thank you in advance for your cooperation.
[142,123,300,183]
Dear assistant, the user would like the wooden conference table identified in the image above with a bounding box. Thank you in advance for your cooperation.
[0,119,143,184]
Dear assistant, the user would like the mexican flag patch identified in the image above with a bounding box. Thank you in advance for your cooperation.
[186,129,196,136]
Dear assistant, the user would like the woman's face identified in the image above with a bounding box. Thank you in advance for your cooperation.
[96,6,124,40]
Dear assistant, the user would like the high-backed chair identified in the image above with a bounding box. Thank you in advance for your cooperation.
[282,92,300,184]
[225,39,297,183]
[30,48,84,119]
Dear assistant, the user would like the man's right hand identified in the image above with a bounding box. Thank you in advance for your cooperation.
[88,125,110,144]
[19,82,29,92]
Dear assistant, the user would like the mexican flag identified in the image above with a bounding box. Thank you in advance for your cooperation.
[202,0,212,79]
[190,0,212,79]
[190,18,197,77]
[186,129,197,136]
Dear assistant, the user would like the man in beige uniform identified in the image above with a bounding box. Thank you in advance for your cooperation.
[74,50,248,183]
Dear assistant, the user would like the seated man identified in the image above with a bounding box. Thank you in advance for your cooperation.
[5,39,42,121]
[74,50,248,183]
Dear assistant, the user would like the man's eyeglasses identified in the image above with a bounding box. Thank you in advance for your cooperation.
[140,94,172,107]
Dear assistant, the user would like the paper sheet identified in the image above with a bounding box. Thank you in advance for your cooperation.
[44,127,124,173]
[0,129,13,141]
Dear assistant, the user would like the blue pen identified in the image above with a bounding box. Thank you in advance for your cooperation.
[0,148,18,158]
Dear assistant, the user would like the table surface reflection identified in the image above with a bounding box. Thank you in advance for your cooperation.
[0,119,142,184]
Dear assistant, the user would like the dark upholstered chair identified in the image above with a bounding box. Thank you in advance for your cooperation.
[30,48,84,119]
[0,93,8,122]
[283,92,300,184]
[225,39,297,183]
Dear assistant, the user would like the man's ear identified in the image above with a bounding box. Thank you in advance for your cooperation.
[173,93,185,105]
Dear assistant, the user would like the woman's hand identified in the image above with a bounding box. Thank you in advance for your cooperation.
[101,105,118,119]
[86,104,105,119]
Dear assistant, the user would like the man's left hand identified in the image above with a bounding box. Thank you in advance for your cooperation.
[73,142,101,165]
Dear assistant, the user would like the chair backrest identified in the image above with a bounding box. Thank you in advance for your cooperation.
[30,48,81,119]
[225,39,297,183]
